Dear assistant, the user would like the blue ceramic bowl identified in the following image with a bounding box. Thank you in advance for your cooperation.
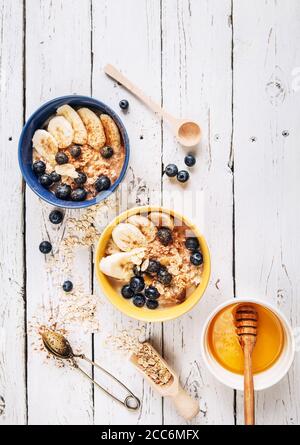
[18,95,130,209]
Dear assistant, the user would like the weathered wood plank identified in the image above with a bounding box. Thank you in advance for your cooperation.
[0,0,26,425]
[91,0,163,425]
[25,0,93,425]
[161,0,235,425]
[233,0,300,425]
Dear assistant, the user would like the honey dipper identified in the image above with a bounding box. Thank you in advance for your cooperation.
[130,342,199,421]
[235,304,259,425]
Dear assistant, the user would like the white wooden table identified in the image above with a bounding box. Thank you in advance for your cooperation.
[1,0,300,425]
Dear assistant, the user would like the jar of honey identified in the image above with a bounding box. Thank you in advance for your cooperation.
[201,299,295,391]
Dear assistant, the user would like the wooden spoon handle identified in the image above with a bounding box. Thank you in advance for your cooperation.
[170,385,200,421]
[104,64,178,125]
[244,346,255,425]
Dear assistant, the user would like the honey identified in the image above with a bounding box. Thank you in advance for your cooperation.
[207,303,284,375]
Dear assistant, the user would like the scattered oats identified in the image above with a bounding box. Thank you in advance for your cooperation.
[105,326,147,355]
[31,197,118,355]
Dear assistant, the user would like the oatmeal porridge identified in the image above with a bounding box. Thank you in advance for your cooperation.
[99,211,203,310]
[31,104,125,201]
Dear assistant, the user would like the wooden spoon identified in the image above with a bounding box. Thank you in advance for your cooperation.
[104,64,201,147]
[130,342,199,421]
[235,305,259,425]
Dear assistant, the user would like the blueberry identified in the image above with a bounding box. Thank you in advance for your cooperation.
[177,170,190,183]
[165,164,178,178]
[119,99,129,110]
[39,241,52,254]
[157,227,173,246]
[74,172,87,185]
[133,294,146,308]
[146,259,161,275]
[39,174,53,188]
[55,151,69,165]
[50,171,61,182]
[70,145,81,158]
[63,280,73,292]
[146,299,159,310]
[49,210,64,225]
[121,285,134,299]
[129,276,145,293]
[71,188,87,202]
[33,160,46,175]
[95,175,111,192]
[145,286,160,300]
[55,183,72,200]
[157,267,172,286]
[190,251,203,266]
[184,153,196,167]
[100,146,114,159]
[185,237,200,251]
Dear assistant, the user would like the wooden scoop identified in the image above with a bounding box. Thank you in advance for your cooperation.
[105,64,201,147]
[130,342,199,421]
[235,305,259,425]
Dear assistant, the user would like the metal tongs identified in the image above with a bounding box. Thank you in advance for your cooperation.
[42,329,140,411]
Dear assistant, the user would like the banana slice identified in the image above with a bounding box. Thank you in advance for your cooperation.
[55,163,79,179]
[47,116,74,148]
[32,129,58,162]
[77,108,106,150]
[148,212,174,229]
[105,239,121,255]
[100,114,121,152]
[99,248,145,280]
[127,215,157,242]
[112,223,147,252]
[57,104,87,145]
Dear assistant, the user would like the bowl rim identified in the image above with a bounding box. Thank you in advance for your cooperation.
[95,205,211,322]
[18,95,130,209]
[200,297,296,391]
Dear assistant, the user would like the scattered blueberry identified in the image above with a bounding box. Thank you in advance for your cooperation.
[70,145,82,159]
[119,99,129,110]
[185,237,200,251]
[39,241,52,254]
[165,164,178,178]
[146,259,161,275]
[145,286,160,300]
[146,299,159,310]
[100,146,114,159]
[74,172,87,185]
[55,151,69,165]
[39,173,53,188]
[33,160,46,175]
[157,227,173,246]
[184,153,196,167]
[190,251,203,266]
[95,175,111,192]
[129,276,145,293]
[50,171,61,183]
[133,294,146,308]
[71,188,87,202]
[177,170,190,183]
[49,210,64,225]
[63,280,73,292]
[55,183,72,200]
[121,285,135,299]
[157,267,172,286]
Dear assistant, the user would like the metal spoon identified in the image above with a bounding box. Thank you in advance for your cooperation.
[42,329,140,411]
[105,64,202,147]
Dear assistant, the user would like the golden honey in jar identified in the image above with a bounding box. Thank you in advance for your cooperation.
[207,303,284,374]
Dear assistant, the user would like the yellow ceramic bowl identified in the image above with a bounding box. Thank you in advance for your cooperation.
[95,206,211,322]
